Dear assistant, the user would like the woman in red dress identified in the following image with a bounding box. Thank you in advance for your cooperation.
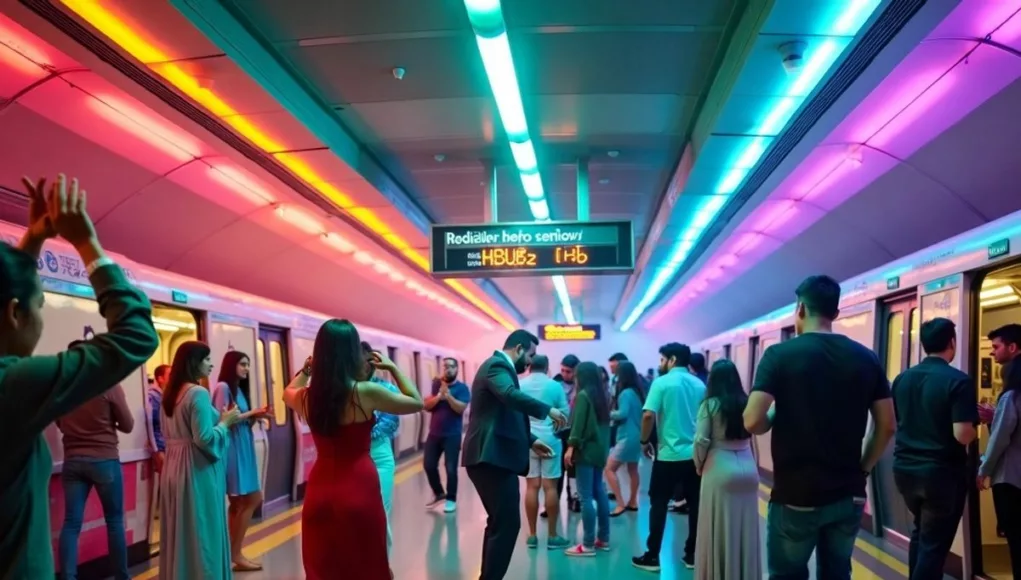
[283,319,423,580]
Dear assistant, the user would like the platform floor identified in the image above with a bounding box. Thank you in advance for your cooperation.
[130,457,921,580]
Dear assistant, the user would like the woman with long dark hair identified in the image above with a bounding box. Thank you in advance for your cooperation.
[693,359,760,580]
[606,361,643,515]
[211,350,271,571]
[564,361,612,557]
[282,319,423,580]
[159,341,241,579]
[0,175,159,578]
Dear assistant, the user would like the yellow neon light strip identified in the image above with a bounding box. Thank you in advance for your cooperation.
[60,0,514,330]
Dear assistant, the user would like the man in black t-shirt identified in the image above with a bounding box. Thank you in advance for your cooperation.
[891,317,977,579]
[744,275,896,580]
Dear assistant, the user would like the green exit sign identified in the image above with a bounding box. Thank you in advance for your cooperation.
[886,276,900,290]
[988,238,1010,261]
[171,290,188,305]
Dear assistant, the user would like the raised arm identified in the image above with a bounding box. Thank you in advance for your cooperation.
[445,384,469,415]
[484,364,550,419]
[1,176,159,439]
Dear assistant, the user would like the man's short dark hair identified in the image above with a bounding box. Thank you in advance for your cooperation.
[795,275,841,320]
[689,352,706,373]
[608,352,628,362]
[920,318,956,354]
[561,354,580,369]
[989,323,1021,347]
[154,364,171,381]
[442,357,458,367]
[504,329,539,351]
[659,342,691,368]
[529,354,549,373]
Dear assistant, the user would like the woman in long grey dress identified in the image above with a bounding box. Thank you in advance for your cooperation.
[159,341,241,579]
[693,359,761,580]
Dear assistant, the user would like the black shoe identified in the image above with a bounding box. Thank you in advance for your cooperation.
[570,498,581,513]
[539,510,548,519]
[607,492,616,501]
[632,553,661,572]
[682,554,695,569]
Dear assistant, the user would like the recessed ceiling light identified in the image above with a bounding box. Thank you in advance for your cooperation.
[598,178,610,185]
[607,150,620,158]
[434,154,446,162]
[392,67,406,80]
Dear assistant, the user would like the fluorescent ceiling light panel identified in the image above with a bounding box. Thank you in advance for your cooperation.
[620,1,882,332]
[465,0,576,322]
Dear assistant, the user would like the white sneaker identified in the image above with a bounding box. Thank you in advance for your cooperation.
[444,500,457,513]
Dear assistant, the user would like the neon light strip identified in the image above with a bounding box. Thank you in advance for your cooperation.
[463,0,577,325]
[59,0,515,330]
[619,3,881,332]
[646,6,1020,329]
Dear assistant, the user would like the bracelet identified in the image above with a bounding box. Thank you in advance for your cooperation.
[85,257,115,276]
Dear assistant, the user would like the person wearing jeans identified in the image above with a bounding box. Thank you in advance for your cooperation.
[890,318,977,580]
[55,373,135,580]
[633,343,706,572]
[423,358,471,513]
[564,362,612,557]
[743,275,896,580]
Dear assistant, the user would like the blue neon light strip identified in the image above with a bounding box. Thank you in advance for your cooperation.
[463,0,576,324]
[620,0,881,332]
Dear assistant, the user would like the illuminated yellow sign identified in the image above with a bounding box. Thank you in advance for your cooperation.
[539,324,602,341]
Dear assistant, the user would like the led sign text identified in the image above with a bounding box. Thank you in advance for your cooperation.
[431,221,634,278]
[539,324,602,341]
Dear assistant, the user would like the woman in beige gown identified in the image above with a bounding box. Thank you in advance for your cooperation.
[694,360,761,580]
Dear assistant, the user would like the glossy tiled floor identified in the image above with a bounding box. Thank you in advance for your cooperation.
[130,457,925,580]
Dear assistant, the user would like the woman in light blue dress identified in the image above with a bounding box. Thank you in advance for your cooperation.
[159,341,241,579]
[605,361,644,516]
[212,350,270,572]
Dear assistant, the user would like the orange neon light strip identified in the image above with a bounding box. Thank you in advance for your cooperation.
[60,0,514,330]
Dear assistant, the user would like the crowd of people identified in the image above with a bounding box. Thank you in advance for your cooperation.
[1,174,1019,580]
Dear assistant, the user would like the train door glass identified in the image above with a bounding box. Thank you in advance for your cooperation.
[144,305,200,554]
[875,296,918,543]
[258,327,294,509]
[975,270,1021,579]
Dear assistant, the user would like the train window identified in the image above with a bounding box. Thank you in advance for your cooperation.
[907,307,919,367]
[884,311,904,383]
[256,340,268,411]
[268,341,287,426]
[145,305,200,378]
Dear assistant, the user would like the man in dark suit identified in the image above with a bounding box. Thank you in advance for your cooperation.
[463,329,567,579]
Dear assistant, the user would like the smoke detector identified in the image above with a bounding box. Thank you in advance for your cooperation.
[778,41,807,74]
[392,67,406,80]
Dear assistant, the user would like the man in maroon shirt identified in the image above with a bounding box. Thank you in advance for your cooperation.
[55,340,135,580]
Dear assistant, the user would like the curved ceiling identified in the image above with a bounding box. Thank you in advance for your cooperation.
[0,12,506,351]
[668,57,1021,342]
[6,0,1016,352]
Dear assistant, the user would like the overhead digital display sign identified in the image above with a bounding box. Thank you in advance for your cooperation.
[430,220,634,278]
[539,324,602,341]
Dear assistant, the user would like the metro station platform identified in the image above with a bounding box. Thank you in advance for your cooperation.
[128,456,923,580]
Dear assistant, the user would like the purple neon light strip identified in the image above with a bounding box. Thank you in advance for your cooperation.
[646,2,1021,329]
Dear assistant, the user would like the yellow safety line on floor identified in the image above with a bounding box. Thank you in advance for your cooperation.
[758,483,910,577]
[131,461,424,579]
